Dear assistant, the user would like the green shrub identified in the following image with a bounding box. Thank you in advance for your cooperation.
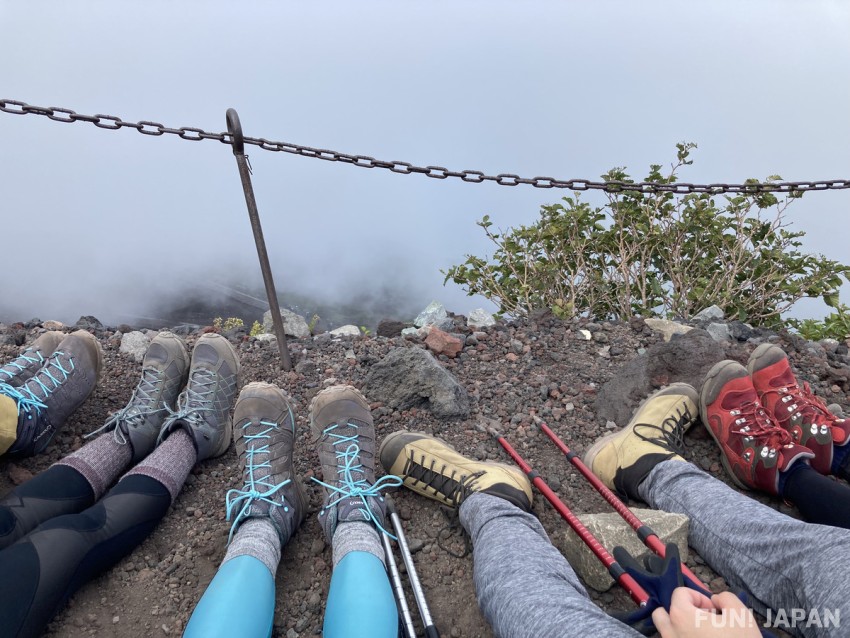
[790,304,850,341]
[249,320,264,337]
[445,144,850,328]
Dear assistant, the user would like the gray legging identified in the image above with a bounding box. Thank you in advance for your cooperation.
[459,460,850,638]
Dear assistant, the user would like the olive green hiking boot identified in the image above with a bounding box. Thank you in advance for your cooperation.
[583,383,699,501]
[379,431,533,511]
[0,331,65,387]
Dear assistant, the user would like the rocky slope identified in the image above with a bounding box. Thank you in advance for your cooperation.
[0,310,847,638]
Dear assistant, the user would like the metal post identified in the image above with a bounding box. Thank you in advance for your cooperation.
[225,108,291,370]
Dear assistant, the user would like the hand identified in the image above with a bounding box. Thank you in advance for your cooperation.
[652,587,762,638]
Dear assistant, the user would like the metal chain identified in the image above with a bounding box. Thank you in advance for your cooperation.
[3,98,849,195]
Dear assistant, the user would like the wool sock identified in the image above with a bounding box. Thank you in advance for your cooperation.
[223,518,282,575]
[332,521,385,568]
[55,433,133,500]
[124,430,197,503]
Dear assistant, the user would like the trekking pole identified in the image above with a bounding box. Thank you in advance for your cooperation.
[481,425,649,607]
[534,417,707,590]
[387,500,441,638]
[225,108,292,371]
[380,526,417,638]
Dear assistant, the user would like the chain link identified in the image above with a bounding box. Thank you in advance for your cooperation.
[3,98,849,195]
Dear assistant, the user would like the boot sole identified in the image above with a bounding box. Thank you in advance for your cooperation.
[699,360,751,491]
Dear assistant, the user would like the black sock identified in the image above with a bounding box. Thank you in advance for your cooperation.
[781,464,850,529]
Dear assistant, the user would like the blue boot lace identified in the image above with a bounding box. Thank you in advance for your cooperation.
[0,352,75,421]
[157,369,216,445]
[312,420,402,538]
[0,349,46,383]
[86,365,167,443]
[225,416,294,543]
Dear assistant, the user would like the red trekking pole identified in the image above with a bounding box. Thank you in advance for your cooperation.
[481,425,649,607]
[534,418,706,590]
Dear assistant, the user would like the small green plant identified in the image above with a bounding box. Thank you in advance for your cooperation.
[213,317,244,332]
[308,314,321,334]
[360,326,372,336]
[791,303,850,341]
[249,320,264,337]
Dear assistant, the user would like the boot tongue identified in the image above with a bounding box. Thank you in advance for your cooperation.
[721,388,758,410]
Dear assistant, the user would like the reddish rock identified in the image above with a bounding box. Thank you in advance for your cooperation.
[7,463,33,486]
[506,353,519,363]
[424,328,463,359]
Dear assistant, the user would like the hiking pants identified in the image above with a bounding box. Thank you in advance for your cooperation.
[460,460,850,638]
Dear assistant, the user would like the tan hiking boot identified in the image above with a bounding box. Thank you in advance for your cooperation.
[0,331,65,387]
[583,383,699,500]
[379,431,533,511]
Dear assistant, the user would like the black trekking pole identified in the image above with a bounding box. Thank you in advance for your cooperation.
[380,521,417,638]
[534,417,707,590]
[387,500,441,638]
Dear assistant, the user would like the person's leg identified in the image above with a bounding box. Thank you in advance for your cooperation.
[311,385,399,638]
[381,431,639,638]
[185,383,306,638]
[639,460,850,636]
[780,464,850,529]
[0,331,188,548]
[0,333,239,638]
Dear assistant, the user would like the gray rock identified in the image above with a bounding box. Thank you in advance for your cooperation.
[828,403,846,418]
[262,308,311,339]
[414,301,448,328]
[643,318,693,342]
[467,308,496,329]
[329,325,361,337]
[363,347,470,418]
[171,324,200,337]
[596,329,725,427]
[75,315,103,331]
[376,320,410,338]
[820,338,841,353]
[706,322,732,342]
[728,320,754,342]
[693,305,725,322]
[119,331,150,363]
[562,509,689,591]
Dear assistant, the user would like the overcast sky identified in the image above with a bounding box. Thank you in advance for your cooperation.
[1,0,848,326]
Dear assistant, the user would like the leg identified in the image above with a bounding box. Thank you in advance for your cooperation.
[781,464,850,529]
[640,460,850,631]
[461,492,640,638]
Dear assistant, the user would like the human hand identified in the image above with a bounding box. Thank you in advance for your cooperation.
[652,588,762,638]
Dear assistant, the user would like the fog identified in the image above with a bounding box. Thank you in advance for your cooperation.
[1,1,848,327]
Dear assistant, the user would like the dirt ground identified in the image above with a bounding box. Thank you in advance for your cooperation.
[0,314,847,638]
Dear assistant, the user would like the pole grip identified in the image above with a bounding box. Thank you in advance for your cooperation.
[425,625,441,638]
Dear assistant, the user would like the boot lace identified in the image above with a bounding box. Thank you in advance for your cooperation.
[763,380,841,426]
[732,401,792,449]
[632,404,694,455]
[0,352,75,420]
[85,366,167,443]
[311,421,401,538]
[225,418,293,543]
[157,368,217,444]
[0,349,46,383]
[402,451,486,508]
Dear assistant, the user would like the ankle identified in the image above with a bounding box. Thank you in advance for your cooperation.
[778,460,812,497]
[831,442,850,479]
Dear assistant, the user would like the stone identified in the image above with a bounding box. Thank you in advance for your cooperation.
[578,330,592,341]
[425,328,464,359]
[596,329,725,427]
[376,320,410,338]
[7,463,34,485]
[562,509,689,592]
[171,324,200,337]
[363,347,470,418]
[828,403,846,418]
[467,308,496,329]
[643,318,693,342]
[42,320,65,331]
[402,326,429,339]
[75,315,103,331]
[728,320,754,342]
[262,308,311,339]
[414,301,448,328]
[692,305,724,322]
[255,333,277,344]
[329,325,361,338]
[706,322,732,342]
[119,331,150,363]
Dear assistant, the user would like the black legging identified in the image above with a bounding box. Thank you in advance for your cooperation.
[782,464,850,529]
[0,473,170,638]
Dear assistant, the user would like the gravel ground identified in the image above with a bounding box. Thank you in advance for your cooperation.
[0,314,847,638]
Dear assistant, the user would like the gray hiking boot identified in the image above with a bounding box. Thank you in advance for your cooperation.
[310,385,399,541]
[0,331,65,387]
[226,382,307,545]
[87,332,189,463]
[2,330,103,457]
[158,333,240,462]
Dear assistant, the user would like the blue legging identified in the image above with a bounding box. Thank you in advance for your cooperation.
[184,550,398,638]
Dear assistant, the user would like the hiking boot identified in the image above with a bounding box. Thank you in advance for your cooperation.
[700,360,813,495]
[87,332,189,463]
[1,330,103,457]
[226,382,307,545]
[310,385,398,541]
[583,383,699,501]
[158,333,240,462]
[0,331,65,387]
[380,431,533,511]
[749,344,849,474]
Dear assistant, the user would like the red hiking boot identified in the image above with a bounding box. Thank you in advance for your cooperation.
[748,344,850,475]
[700,360,813,495]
